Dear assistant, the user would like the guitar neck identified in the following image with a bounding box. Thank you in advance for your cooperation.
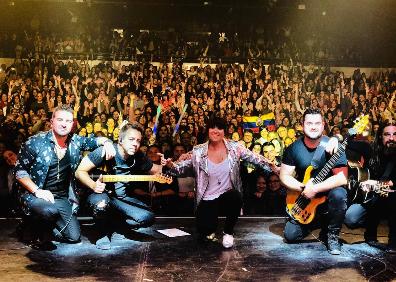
[101,175,157,183]
[312,137,349,184]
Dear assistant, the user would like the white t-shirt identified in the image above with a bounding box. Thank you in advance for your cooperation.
[203,158,232,200]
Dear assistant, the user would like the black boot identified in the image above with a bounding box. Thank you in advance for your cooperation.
[387,238,396,254]
[327,230,341,255]
[364,233,387,250]
[318,227,328,243]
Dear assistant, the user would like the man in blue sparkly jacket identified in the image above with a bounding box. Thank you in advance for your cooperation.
[14,105,115,248]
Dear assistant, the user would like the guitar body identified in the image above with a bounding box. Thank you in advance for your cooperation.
[286,165,327,224]
[348,166,370,203]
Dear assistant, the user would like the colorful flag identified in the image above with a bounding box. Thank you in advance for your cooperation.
[243,116,260,133]
[259,112,276,132]
[243,112,276,133]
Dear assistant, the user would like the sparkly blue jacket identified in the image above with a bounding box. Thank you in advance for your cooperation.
[14,130,100,214]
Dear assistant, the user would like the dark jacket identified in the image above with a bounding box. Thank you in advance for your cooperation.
[14,130,100,214]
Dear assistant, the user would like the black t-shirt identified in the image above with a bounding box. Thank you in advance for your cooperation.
[282,137,347,182]
[370,156,396,184]
[88,145,153,198]
[44,149,71,198]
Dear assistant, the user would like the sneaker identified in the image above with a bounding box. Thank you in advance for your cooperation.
[96,236,111,250]
[111,232,126,241]
[222,233,234,249]
[327,232,341,255]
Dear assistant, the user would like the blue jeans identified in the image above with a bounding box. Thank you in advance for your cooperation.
[344,193,396,244]
[87,193,155,236]
[23,195,80,242]
[284,187,347,242]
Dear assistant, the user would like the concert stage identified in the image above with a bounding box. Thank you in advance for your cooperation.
[0,217,395,281]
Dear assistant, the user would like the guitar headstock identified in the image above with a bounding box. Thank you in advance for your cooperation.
[348,115,370,137]
[154,173,173,184]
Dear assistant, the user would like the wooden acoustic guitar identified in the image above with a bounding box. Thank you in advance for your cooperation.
[286,115,369,224]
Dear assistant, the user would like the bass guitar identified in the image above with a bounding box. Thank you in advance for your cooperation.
[286,115,369,224]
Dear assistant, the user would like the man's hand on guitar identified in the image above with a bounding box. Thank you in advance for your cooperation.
[35,189,55,203]
[325,137,339,155]
[360,179,393,194]
[93,174,106,193]
[301,180,317,199]
[360,180,377,193]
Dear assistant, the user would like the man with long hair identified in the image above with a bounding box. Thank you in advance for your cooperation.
[344,119,396,254]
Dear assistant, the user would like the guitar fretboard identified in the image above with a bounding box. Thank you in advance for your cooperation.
[312,137,349,185]
[101,175,158,182]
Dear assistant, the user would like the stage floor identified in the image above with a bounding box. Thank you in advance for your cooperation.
[0,217,395,281]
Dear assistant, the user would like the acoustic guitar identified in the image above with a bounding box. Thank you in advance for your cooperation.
[349,166,393,203]
[286,115,369,224]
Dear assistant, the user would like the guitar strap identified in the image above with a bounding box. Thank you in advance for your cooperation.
[311,136,329,169]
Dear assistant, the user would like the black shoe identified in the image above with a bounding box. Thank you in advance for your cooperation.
[366,240,387,251]
[327,232,341,255]
[16,220,39,244]
[318,229,328,243]
[386,244,396,254]
[31,240,57,251]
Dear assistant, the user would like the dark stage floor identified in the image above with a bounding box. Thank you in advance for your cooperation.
[0,217,395,281]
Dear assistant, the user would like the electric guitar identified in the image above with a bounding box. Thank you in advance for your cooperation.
[286,115,369,224]
[349,166,393,203]
[92,173,173,184]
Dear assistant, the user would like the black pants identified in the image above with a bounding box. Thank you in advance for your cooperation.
[23,195,80,242]
[344,193,396,245]
[87,193,155,236]
[284,187,347,242]
[196,189,243,236]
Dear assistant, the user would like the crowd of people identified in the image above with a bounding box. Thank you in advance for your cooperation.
[0,24,362,65]
[0,46,395,218]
